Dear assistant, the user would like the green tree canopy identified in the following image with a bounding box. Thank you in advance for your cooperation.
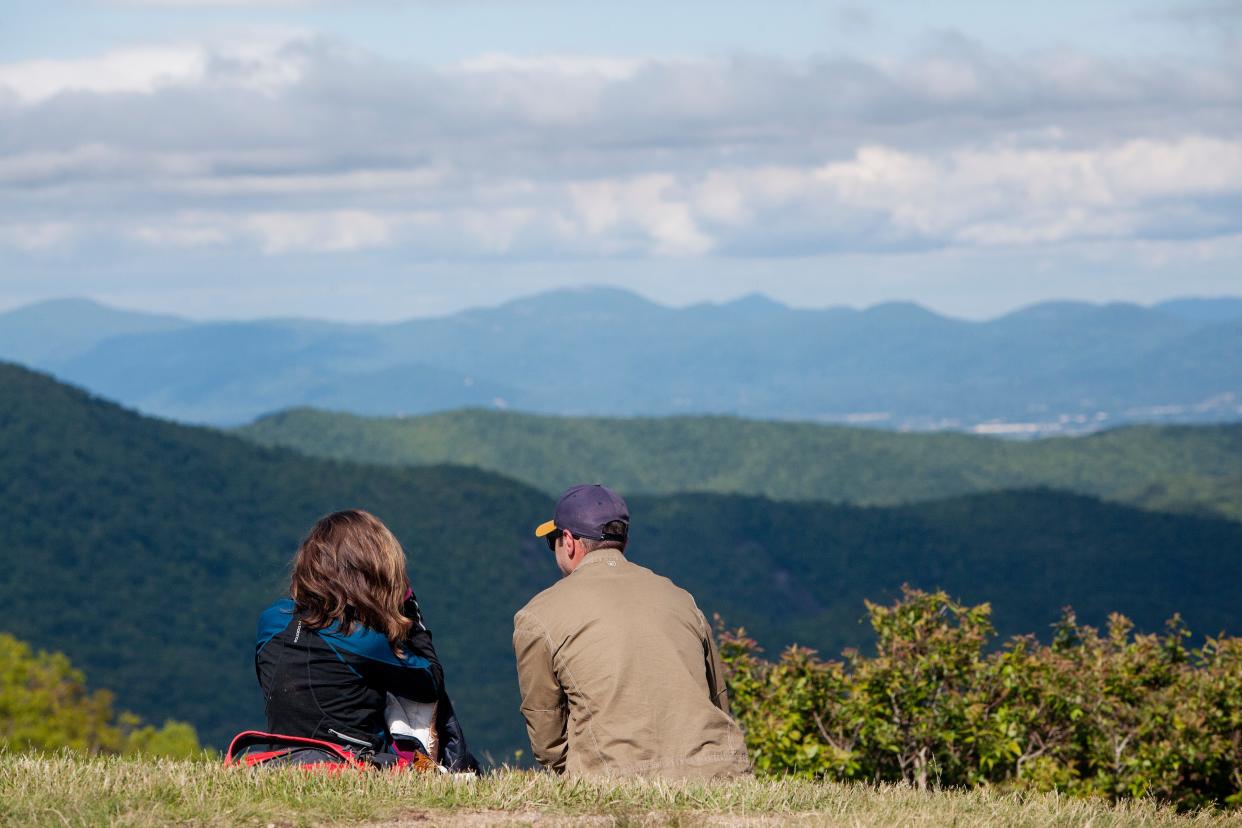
[0,632,199,758]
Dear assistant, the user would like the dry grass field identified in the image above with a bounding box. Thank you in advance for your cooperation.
[1,755,1238,827]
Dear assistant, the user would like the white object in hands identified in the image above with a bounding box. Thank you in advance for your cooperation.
[385,693,439,761]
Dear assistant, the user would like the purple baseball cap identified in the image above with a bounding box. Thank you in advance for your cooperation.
[535,484,629,541]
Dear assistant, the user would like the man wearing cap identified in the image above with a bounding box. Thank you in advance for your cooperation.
[512,484,751,779]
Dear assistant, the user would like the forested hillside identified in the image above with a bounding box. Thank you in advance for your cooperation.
[239,408,1242,521]
[2,363,1239,759]
[0,362,551,753]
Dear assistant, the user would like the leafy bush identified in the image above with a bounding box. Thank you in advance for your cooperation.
[720,587,1242,809]
[0,633,201,757]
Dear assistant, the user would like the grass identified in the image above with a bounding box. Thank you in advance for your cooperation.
[0,755,1236,827]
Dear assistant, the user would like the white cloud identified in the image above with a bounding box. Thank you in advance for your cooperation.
[568,175,714,256]
[0,222,76,251]
[0,39,304,104]
[105,0,339,6]
[124,210,401,254]
[0,145,207,185]
[455,54,650,81]
[95,132,1242,261]
[0,47,206,104]
[244,210,397,253]
[691,136,1242,250]
[2,34,1242,268]
[170,166,448,197]
[127,215,231,247]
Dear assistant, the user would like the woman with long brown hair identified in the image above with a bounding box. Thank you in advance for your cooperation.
[252,509,476,770]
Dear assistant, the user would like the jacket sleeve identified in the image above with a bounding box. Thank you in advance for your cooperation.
[322,610,440,704]
[513,610,568,773]
[699,610,731,713]
[401,591,445,693]
[349,643,440,703]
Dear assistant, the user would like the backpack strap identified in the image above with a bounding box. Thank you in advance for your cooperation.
[225,730,365,768]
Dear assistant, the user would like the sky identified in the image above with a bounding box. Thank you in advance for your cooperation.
[2,0,1241,320]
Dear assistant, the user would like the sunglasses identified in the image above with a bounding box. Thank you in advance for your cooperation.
[545,529,561,552]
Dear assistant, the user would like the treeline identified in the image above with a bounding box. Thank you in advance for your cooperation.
[239,408,1242,523]
[721,588,1242,810]
[0,633,200,758]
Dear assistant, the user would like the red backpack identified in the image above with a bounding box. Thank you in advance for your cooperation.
[224,730,437,773]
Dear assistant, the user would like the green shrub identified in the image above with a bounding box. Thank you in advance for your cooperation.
[720,587,1242,809]
[0,632,202,758]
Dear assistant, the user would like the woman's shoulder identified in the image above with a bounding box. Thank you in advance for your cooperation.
[256,597,297,649]
[320,620,414,667]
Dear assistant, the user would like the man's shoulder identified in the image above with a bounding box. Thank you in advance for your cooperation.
[513,554,705,629]
[513,578,571,629]
[512,555,640,621]
[624,558,701,608]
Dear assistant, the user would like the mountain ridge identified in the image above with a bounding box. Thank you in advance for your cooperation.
[237,406,1242,522]
[8,289,1241,330]
[2,290,1241,429]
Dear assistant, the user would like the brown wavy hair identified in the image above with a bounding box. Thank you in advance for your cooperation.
[290,509,412,653]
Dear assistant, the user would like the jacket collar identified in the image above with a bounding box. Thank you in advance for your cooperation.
[573,548,627,573]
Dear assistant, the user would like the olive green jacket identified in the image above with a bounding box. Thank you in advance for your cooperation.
[512,548,751,779]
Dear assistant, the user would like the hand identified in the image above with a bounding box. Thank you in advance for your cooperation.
[402,591,427,631]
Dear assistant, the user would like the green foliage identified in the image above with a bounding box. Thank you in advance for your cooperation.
[2,362,1241,761]
[117,716,202,759]
[238,408,1242,522]
[0,633,200,757]
[0,633,114,754]
[721,588,1242,809]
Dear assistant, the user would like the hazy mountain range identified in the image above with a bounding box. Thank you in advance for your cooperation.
[3,361,1240,754]
[2,290,1240,431]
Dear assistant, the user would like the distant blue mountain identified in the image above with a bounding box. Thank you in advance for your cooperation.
[0,297,189,365]
[1155,297,1242,323]
[2,291,1240,428]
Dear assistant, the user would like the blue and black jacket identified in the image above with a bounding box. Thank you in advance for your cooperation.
[255,593,478,771]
